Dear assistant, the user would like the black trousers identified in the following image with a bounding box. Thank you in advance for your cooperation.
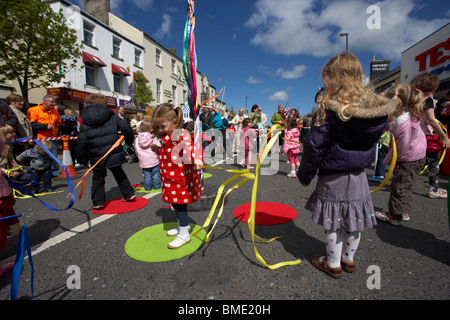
[91,165,134,206]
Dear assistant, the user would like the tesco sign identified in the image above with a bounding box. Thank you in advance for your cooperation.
[415,37,450,72]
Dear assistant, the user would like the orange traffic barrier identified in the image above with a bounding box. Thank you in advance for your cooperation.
[60,135,77,178]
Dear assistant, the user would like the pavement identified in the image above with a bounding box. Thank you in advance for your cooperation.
[0,151,449,303]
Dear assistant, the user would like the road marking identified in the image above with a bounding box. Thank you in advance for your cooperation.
[21,192,162,260]
[9,158,228,261]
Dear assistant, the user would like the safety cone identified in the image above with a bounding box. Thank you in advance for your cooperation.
[60,135,77,178]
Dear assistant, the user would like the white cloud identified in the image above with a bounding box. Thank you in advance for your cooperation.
[269,90,289,101]
[132,0,154,11]
[155,13,172,38]
[276,65,307,79]
[245,0,448,60]
[247,76,262,84]
[110,0,154,18]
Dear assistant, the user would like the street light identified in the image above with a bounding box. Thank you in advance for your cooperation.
[340,33,348,52]
[245,96,249,114]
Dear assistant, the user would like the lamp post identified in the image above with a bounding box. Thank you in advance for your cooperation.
[245,96,249,114]
[340,33,348,52]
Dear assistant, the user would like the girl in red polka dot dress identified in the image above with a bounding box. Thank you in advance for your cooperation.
[150,103,203,249]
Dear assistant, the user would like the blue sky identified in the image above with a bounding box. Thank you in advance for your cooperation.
[72,0,450,117]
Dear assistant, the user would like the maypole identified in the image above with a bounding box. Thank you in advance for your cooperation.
[183,0,198,120]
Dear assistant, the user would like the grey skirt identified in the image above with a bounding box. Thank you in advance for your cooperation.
[305,169,377,232]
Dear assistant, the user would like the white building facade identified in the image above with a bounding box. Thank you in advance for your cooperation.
[44,0,145,116]
[44,0,223,119]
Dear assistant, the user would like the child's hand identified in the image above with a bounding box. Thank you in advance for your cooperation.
[150,144,160,153]
[194,159,203,171]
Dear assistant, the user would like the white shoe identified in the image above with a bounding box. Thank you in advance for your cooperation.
[168,228,191,249]
[166,226,179,237]
[166,225,190,237]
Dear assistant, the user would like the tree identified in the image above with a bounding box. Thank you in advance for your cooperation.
[130,71,154,110]
[0,0,83,103]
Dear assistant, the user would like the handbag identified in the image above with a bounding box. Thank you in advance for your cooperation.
[426,134,443,152]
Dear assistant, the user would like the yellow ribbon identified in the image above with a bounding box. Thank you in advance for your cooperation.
[193,124,301,269]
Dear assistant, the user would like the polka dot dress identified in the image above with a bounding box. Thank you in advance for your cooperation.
[159,130,202,204]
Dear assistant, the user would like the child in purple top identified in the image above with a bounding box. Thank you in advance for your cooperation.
[375,84,427,225]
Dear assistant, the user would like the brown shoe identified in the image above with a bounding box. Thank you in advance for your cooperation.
[341,260,356,273]
[311,254,342,279]
[92,205,105,210]
[122,195,136,202]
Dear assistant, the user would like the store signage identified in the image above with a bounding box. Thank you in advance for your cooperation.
[47,87,117,107]
[415,37,450,72]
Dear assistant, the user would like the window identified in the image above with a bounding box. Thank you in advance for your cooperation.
[172,85,177,106]
[183,90,187,104]
[113,74,122,93]
[156,79,162,104]
[85,64,95,87]
[83,21,94,46]
[171,59,176,74]
[135,49,142,67]
[113,37,121,58]
[156,48,161,66]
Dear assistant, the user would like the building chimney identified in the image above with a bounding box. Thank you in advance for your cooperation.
[84,0,110,25]
[168,48,176,56]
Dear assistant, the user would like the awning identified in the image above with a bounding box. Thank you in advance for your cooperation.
[133,72,149,82]
[82,51,106,67]
[112,63,130,76]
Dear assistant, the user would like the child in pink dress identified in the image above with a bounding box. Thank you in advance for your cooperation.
[283,116,301,178]
[239,118,256,169]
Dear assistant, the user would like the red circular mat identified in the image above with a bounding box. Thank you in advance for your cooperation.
[233,202,297,225]
[92,197,148,215]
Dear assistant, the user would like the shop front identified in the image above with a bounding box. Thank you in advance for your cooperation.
[47,87,118,116]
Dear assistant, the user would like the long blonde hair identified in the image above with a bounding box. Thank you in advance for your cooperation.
[0,125,20,169]
[316,52,387,124]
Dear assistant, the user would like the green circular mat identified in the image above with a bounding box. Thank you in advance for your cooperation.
[125,222,206,262]
[134,187,162,193]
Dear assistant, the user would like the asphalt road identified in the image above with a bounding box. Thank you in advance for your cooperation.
[1,152,449,304]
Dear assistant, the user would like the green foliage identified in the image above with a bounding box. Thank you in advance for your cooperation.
[130,70,154,108]
[0,0,83,102]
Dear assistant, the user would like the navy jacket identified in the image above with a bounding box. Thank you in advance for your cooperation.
[77,104,134,169]
[298,98,397,185]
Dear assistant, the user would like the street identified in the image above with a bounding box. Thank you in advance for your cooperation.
[1,152,449,303]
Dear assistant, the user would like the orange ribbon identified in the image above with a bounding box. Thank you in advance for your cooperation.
[69,136,125,200]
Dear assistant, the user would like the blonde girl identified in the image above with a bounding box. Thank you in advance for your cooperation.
[375,84,426,225]
[0,125,30,183]
[298,52,398,279]
[150,103,203,249]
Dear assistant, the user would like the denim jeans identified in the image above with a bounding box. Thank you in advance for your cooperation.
[374,145,388,177]
[142,165,161,191]
[30,167,52,191]
[51,140,60,176]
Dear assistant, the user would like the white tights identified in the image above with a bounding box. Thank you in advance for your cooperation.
[324,229,361,268]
